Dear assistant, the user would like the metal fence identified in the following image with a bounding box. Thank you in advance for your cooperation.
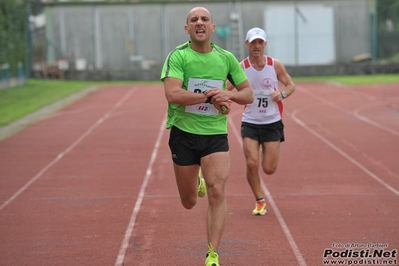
[0,63,25,89]
[28,0,398,80]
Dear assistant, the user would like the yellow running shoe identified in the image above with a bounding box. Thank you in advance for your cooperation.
[198,168,207,197]
[205,243,219,266]
[252,200,267,216]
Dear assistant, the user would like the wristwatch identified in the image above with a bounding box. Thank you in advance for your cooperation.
[281,91,287,99]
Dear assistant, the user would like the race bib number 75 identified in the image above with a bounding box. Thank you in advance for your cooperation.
[250,91,278,117]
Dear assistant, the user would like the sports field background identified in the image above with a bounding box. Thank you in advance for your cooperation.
[1,74,399,132]
[0,76,398,265]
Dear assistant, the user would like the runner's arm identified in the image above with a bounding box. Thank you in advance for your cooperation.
[205,79,253,105]
[274,59,295,98]
[164,77,209,105]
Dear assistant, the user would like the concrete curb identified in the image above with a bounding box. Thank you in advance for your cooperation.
[0,86,98,141]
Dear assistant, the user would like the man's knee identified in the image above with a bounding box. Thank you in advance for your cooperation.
[262,165,277,175]
[180,196,197,209]
[208,183,225,203]
[246,158,259,171]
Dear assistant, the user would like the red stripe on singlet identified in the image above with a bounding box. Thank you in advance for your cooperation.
[277,101,283,116]
[243,58,251,69]
[266,56,273,66]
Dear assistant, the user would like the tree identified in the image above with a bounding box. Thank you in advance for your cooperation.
[0,0,28,76]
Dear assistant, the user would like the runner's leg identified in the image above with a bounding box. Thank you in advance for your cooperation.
[201,151,229,251]
[243,137,263,199]
[173,164,200,209]
[261,141,281,175]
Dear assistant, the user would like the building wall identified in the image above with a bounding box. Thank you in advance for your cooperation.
[41,0,375,80]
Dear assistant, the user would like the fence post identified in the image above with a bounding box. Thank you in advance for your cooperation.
[6,64,10,87]
[18,62,25,85]
[0,65,3,89]
[0,64,11,88]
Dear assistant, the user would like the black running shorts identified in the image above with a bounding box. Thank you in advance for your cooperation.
[168,126,229,166]
[241,120,285,143]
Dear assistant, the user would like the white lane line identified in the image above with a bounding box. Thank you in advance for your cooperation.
[229,112,308,266]
[353,102,399,137]
[297,85,399,137]
[0,87,137,212]
[260,181,308,266]
[114,114,166,266]
[291,107,399,197]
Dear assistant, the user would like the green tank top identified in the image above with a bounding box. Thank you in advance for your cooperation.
[161,42,247,135]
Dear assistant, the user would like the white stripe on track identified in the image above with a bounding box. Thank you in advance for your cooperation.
[229,112,307,266]
[354,102,399,137]
[0,87,137,211]
[297,85,399,137]
[290,107,399,196]
[114,114,166,266]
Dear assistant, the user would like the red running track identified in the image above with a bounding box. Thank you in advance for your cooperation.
[0,82,398,266]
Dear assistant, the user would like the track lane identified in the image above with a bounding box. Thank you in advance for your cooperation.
[0,82,397,266]
[0,85,166,265]
[253,82,399,265]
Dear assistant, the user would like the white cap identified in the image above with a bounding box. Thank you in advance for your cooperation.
[245,27,267,42]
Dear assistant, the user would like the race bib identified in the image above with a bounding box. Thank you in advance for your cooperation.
[250,91,278,117]
[185,78,223,115]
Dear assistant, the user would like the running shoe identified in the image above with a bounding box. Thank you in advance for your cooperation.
[198,168,207,197]
[252,200,267,216]
[205,243,219,266]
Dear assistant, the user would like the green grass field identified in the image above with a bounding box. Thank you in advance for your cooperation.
[293,74,399,85]
[0,79,158,127]
[0,80,96,127]
[0,75,398,127]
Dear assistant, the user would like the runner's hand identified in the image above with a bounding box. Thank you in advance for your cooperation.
[213,101,231,115]
[271,90,282,102]
[204,88,232,103]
